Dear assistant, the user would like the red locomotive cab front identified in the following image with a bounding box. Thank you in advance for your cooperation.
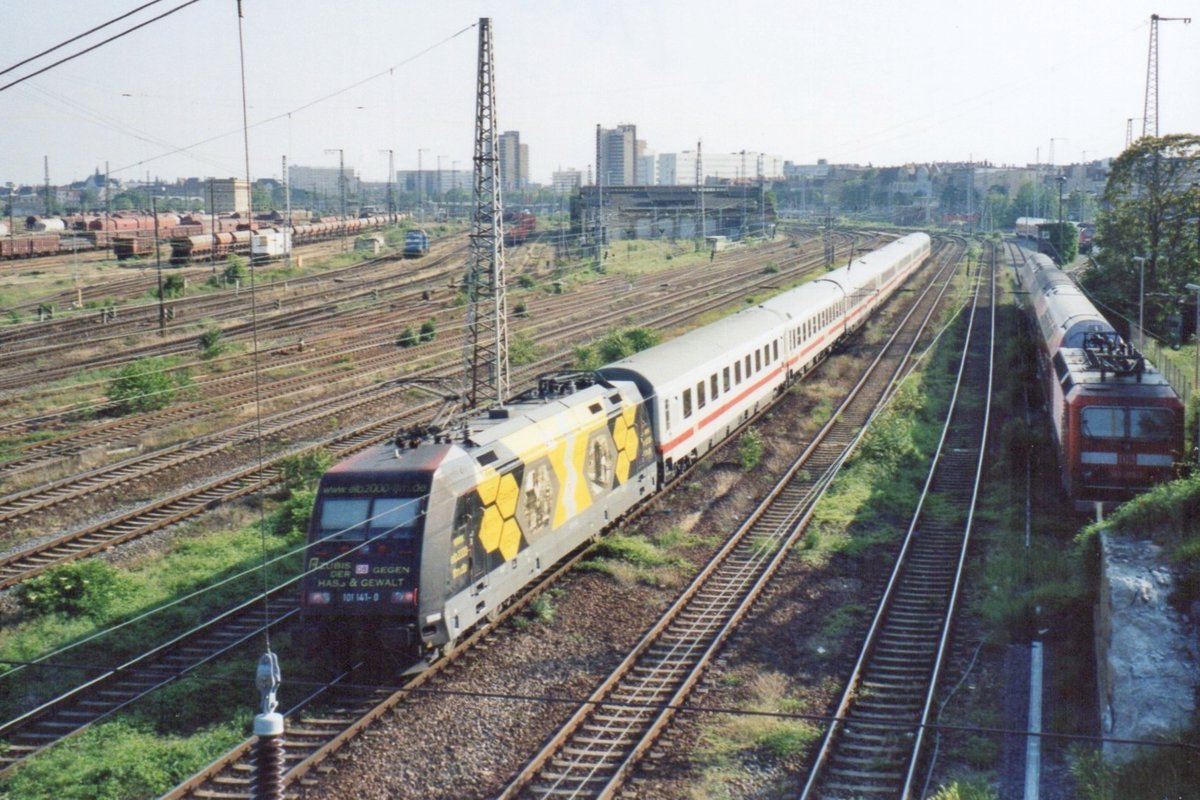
[1072,399,1181,504]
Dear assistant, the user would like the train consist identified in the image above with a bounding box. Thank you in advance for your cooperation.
[169,215,395,264]
[1013,250,1182,508]
[300,232,932,664]
[1,211,403,262]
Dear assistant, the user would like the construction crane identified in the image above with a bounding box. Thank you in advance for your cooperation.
[1143,13,1191,138]
[462,17,510,408]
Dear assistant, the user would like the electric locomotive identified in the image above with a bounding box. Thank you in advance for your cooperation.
[302,373,657,664]
[1014,250,1183,508]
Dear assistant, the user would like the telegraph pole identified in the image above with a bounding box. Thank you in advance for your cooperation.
[324,148,346,250]
[380,149,395,219]
[462,17,510,407]
[1143,13,1192,138]
[696,138,705,240]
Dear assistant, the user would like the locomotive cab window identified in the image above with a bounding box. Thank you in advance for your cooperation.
[318,495,426,542]
[1131,408,1174,440]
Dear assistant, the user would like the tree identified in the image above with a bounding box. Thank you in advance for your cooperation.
[1088,135,1200,336]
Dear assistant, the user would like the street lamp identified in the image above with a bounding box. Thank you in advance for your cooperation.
[1133,255,1146,351]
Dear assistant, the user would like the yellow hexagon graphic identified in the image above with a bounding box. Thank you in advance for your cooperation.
[615,450,631,485]
[613,416,628,443]
[622,427,639,459]
[479,505,504,552]
[621,404,638,430]
[477,474,500,506]
[496,473,520,519]
[499,517,522,560]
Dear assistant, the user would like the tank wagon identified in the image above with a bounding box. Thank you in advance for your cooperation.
[301,233,932,665]
[1014,251,1183,508]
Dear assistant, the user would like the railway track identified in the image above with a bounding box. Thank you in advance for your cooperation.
[495,241,969,800]
[0,235,835,474]
[0,593,300,777]
[0,234,873,779]
[0,240,471,394]
[0,228,455,354]
[0,236,855,589]
[800,245,995,799]
[157,237,964,800]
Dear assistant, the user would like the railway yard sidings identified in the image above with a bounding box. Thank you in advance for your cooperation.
[0,229,1192,799]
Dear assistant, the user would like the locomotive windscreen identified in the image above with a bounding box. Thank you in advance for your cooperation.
[1080,406,1175,440]
[317,494,426,541]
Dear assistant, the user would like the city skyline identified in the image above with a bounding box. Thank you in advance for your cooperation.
[3,1,1198,187]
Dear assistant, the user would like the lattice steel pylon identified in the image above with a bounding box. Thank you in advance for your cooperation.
[462,17,510,408]
[1143,13,1192,139]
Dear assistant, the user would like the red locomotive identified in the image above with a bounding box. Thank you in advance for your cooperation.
[1015,250,1183,509]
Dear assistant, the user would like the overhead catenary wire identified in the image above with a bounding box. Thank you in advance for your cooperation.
[106,22,477,176]
[0,0,203,94]
[0,0,170,78]
[0,653,1196,757]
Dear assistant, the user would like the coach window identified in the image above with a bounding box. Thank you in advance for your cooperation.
[773,341,779,361]
[755,350,761,372]
[710,374,719,399]
[683,388,692,418]
[697,381,706,409]
[723,367,730,393]
[734,360,742,383]
[744,354,751,376]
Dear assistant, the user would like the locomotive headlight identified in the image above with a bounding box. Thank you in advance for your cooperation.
[308,591,331,605]
[391,589,417,605]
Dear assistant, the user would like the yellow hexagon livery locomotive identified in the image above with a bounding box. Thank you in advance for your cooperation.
[302,373,656,663]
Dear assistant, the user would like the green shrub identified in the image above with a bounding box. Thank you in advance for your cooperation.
[517,274,537,289]
[763,261,780,274]
[419,319,436,342]
[15,561,131,619]
[396,326,418,347]
[264,489,316,539]
[928,780,998,800]
[509,333,539,366]
[159,273,185,299]
[738,430,764,470]
[276,449,333,492]
[106,357,190,414]
[197,327,225,359]
[222,255,247,284]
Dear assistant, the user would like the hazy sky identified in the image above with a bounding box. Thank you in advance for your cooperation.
[3,1,1198,187]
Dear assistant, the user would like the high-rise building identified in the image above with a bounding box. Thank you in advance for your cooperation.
[596,123,638,187]
[552,169,582,193]
[498,131,528,192]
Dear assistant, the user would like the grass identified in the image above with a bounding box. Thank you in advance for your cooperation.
[0,495,310,720]
[690,672,819,795]
[580,533,690,587]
